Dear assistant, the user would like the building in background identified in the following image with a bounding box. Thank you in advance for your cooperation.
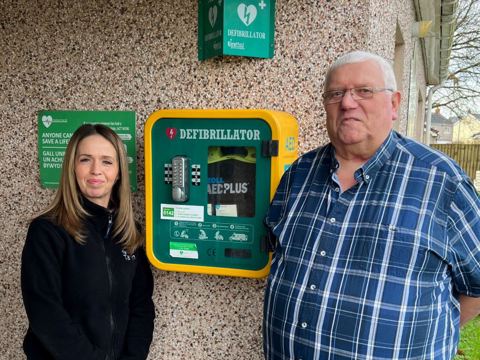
[431,108,454,143]
[452,113,480,143]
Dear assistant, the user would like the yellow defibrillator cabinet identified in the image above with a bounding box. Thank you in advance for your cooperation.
[145,109,298,278]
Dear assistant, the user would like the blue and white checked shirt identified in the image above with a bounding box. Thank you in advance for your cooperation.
[264,131,480,360]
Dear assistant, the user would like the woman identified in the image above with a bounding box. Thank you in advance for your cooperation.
[21,124,155,359]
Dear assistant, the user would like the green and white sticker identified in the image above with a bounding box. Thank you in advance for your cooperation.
[160,204,204,222]
[169,242,199,259]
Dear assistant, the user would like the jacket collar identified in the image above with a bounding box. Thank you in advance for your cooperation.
[80,197,116,239]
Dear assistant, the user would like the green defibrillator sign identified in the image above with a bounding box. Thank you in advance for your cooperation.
[37,110,137,190]
[145,109,298,278]
[198,0,276,60]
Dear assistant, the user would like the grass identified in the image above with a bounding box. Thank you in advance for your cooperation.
[455,316,480,360]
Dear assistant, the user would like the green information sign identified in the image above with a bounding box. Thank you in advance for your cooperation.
[198,0,275,60]
[37,110,137,191]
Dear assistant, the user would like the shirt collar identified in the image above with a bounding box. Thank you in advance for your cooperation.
[357,130,399,183]
[329,130,400,184]
[328,144,340,175]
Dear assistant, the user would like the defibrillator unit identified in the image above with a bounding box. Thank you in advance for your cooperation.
[144,109,298,278]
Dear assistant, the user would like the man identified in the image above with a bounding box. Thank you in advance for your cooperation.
[263,50,480,360]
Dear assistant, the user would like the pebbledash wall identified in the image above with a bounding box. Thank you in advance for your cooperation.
[0,1,422,359]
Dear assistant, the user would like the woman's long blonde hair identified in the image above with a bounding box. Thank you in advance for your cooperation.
[39,124,142,253]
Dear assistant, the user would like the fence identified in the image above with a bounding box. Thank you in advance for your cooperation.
[431,144,480,187]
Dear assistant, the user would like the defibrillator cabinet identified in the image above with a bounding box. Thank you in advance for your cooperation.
[144,109,298,278]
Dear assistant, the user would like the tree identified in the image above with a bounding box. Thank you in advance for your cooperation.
[432,0,480,117]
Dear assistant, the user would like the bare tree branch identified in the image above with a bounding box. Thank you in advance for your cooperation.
[431,0,480,117]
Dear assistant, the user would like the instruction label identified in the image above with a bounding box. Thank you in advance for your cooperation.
[169,220,253,243]
[161,204,205,222]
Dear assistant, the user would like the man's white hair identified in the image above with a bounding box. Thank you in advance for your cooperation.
[324,50,397,91]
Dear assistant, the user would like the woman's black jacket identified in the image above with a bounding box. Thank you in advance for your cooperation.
[21,199,155,360]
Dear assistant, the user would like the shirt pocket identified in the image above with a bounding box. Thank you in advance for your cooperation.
[347,224,446,279]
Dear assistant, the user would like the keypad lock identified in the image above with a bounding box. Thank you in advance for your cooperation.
[171,156,190,202]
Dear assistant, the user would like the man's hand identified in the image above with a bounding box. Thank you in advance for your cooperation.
[459,295,480,326]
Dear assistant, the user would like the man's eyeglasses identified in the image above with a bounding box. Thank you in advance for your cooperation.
[322,87,393,104]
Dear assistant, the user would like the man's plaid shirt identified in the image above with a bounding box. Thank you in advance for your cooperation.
[264,131,480,360]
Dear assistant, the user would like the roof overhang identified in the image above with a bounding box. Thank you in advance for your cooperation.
[414,0,459,85]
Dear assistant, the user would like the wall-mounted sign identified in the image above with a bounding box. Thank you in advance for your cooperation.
[37,110,137,190]
[198,0,276,60]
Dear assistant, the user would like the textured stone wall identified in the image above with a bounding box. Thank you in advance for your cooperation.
[0,0,419,358]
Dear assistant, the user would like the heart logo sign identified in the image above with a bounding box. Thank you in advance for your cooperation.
[42,115,53,128]
[166,128,177,140]
[237,4,257,26]
[208,5,218,28]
